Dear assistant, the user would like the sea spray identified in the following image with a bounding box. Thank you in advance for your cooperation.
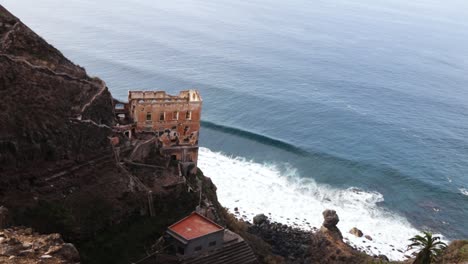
[198,147,420,261]
[460,188,468,196]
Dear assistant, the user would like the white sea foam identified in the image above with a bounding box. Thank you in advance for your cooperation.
[198,147,421,261]
[460,188,468,196]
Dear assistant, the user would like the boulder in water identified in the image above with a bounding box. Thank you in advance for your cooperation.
[320,209,342,240]
[349,227,363,237]
[322,209,339,228]
[253,214,268,225]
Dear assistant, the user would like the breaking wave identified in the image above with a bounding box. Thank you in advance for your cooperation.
[201,120,308,156]
[460,188,468,196]
[198,147,420,261]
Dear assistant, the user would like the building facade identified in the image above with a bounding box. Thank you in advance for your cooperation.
[165,212,258,263]
[126,90,202,168]
[166,212,224,257]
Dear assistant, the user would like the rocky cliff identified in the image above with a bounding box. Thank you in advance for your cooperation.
[0,6,228,263]
[0,5,114,172]
[0,4,139,241]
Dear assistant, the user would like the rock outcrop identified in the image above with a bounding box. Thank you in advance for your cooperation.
[307,210,389,264]
[253,214,268,225]
[0,227,79,264]
[349,227,363,237]
[319,209,343,240]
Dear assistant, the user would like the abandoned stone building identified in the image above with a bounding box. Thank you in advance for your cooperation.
[114,90,202,172]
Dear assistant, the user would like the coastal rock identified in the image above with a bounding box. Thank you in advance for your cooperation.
[349,227,363,237]
[247,219,312,262]
[253,214,268,225]
[322,209,339,228]
[375,254,389,262]
[320,209,343,241]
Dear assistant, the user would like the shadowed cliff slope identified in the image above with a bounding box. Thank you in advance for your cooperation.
[0,4,141,244]
[0,5,114,174]
[0,6,228,263]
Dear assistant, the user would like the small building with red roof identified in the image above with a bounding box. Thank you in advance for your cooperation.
[166,212,225,257]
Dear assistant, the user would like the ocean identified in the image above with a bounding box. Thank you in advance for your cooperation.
[3,0,468,260]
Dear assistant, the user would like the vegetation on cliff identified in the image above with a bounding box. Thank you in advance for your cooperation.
[409,232,447,264]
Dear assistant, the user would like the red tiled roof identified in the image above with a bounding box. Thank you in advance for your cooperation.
[168,212,224,240]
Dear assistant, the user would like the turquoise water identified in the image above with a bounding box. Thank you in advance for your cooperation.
[4,0,467,247]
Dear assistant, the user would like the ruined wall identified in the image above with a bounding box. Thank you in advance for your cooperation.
[127,90,202,164]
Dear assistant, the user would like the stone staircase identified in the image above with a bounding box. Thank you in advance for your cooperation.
[182,240,257,264]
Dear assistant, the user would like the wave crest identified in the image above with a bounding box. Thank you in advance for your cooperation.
[201,120,309,155]
[198,147,420,261]
[460,188,468,196]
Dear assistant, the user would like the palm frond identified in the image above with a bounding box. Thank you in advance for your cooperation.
[408,231,447,264]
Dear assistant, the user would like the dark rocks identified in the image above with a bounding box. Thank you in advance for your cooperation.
[365,235,373,241]
[0,237,23,256]
[0,226,79,263]
[45,243,80,262]
[248,218,312,263]
[322,209,339,229]
[320,209,343,241]
[349,227,363,237]
[375,254,389,262]
[253,214,268,225]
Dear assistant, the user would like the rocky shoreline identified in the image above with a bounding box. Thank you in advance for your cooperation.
[242,210,392,264]
[249,213,313,263]
[229,202,419,263]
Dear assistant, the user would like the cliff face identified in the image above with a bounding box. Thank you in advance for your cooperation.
[0,4,140,244]
[0,5,114,175]
[0,6,227,264]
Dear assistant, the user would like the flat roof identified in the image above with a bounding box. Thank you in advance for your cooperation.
[127,90,202,102]
[168,212,224,241]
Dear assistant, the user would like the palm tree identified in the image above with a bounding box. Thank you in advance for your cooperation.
[409,231,447,264]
